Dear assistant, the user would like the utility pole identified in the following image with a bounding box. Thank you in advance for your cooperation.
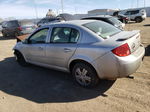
[144,0,146,8]
[33,0,38,19]
[61,0,64,13]
[137,0,139,8]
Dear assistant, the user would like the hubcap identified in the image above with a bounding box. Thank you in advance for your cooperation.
[75,68,91,86]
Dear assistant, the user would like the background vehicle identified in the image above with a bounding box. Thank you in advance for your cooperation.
[20,22,36,34]
[123,9,146,23]
[117,14,129,23]
[2,20,22,37]
[13,20,145,88]
[81,15,125,29]
[57,13,76,21]
[113,12,129,23]
[2,20,36,37]
[37,17,64,27]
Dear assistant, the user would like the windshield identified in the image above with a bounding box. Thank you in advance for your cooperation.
[83,21,121,39]
[108,17,121,26]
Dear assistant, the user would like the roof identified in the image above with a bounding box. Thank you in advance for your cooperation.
[88,9,118,14]
[43,20,97,27]
[82,15,112,19]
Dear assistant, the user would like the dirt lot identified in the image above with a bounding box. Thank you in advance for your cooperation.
[0,18,150,112]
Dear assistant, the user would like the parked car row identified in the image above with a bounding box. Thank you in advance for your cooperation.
[2,8,147,38]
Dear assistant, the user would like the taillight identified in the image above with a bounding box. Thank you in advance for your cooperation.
[18,27,22,31]
[112,43,131,57]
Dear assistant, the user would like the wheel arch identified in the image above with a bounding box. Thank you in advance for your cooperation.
[14,49,27,62]
[69,59,98,75]
[135,16,143,22]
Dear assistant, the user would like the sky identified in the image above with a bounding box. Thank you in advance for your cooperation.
[0,0,150,19]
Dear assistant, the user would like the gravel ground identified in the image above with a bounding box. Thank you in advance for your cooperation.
[0,18,150,112]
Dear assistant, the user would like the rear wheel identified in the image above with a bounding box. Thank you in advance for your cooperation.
[135,17,142,23]
[72,63,99,88]
[15,51,28,66]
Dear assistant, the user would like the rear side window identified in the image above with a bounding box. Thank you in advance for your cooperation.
[125,10,139,15]
[130,10,139,15]
[83,21,121,39]
[50,27,79,43]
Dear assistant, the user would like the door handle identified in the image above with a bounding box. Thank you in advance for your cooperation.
[64,48,72,52]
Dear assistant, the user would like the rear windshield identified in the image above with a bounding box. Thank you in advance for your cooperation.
[83,21,121,39]
[108,17,121,26]
[8,21,19,27]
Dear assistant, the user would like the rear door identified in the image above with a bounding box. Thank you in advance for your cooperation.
[130,10,139,20]
[45,27,80,68]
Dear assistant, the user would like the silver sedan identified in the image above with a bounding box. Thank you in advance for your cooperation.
[13,20,145,88]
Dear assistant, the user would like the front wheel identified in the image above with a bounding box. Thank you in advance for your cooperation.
[15,51,28,67]
[72,63,99,88]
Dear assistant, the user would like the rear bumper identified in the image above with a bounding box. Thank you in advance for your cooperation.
[117,45,145,77]
[92,45,145,79]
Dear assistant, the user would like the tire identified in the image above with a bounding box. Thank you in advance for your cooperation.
[135,17,142,23]
[15,51,28,67]
[14,32,19,37]
[2,32,7,37]
[72,63,99,88]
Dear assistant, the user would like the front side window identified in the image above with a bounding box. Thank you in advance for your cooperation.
[50,27,79,43]
[83,21,121,39]
[125,11,130,15]
[29,28,49,44]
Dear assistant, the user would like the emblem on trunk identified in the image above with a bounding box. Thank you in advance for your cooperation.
[132,43,136,49]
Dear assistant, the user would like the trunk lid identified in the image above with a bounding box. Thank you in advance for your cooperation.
[115,30,141,53]
[95,30,141,54]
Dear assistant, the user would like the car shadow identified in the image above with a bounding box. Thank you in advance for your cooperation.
[0,57,115,103]
[145,45,150,56]
[0,36,16,40]
[127,21,136,24]
[143,24,150,27]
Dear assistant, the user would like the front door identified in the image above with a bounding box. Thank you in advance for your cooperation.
[24,28,49,63]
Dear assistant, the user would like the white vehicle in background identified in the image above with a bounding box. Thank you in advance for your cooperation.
[123,9,146,23]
